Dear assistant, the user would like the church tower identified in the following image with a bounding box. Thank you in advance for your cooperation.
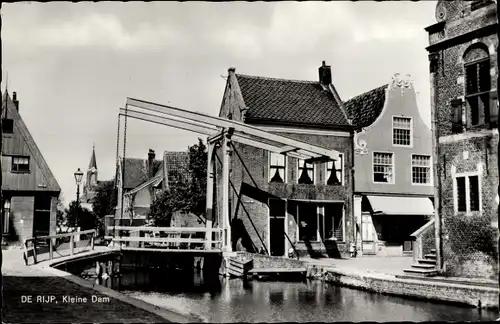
[86,144,98,189]
[81,144,99,208]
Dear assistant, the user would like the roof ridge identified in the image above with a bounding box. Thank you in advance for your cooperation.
[236,73,318,84]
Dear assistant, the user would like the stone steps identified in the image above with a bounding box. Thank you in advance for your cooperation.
[402,267,438,277]
[410,263,436,269]
[403,251,437,277]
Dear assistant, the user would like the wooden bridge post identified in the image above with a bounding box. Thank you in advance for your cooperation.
[205,141,214,250]
[32,239,38,264]
[49,238,53,260]
[91,231,95,251]
[70,235,75,255]
[222,132,233,252]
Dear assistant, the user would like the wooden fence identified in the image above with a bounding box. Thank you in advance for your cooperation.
[105,226,223,252]
[23,229,97,265]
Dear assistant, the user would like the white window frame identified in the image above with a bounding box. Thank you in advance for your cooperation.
[296,158,316,185]
[452,164,483,216]
[296,202,345,243]
[372,151,395,184]
[392,116,413,147]
[325,153,344,186]
[11,156,30,173]
[3,199,10,234]
[268,152,287,183]
[411,154,433,186]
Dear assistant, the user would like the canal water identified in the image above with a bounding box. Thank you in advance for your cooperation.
[117,269,498,322]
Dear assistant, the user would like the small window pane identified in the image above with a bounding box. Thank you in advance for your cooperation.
[269,152,286,183]
[469,175,480,211]
[373,153,393,183]
[456,177,466,212]
[393,117,412,146]
[412,155,431,184]
[298,159,314,184]
[2,119,13,134]
[326,155,343,185]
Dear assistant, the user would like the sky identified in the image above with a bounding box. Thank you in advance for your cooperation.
[2,1,437,206]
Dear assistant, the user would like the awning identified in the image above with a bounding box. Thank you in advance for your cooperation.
[366,195,434,216]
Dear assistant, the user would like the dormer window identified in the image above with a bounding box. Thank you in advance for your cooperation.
[269,152,286,183]
[298,159,314,184]
[11,156,30,173]
[2,119,13,134]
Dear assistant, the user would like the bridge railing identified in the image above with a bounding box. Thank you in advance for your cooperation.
[105,226,224,251]
[23,229,97,265]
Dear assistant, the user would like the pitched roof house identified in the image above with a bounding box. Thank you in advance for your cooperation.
[216,62,355,258]
[344,74,434,259]
[115,149,191,226]
[2,91,61,244]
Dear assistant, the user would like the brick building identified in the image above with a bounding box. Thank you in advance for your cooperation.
[426,0,498,279]
[1,91,61,245]
[115,149,199,227]
[216,62,355,258]
[345,74,434,257]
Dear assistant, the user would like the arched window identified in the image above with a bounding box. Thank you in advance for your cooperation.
[463,44,492,128]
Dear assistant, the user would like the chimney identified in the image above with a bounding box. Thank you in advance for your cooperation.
[318,61,332,86]
[147,149,155,180]
[12,91,19,111]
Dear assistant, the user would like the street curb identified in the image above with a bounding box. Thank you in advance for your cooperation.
[35,251,206,323]
[305,264,499,309]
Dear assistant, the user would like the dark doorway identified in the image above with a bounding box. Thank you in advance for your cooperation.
[33,195,51,236]
[269,199,286,257]
[270,217,285,256]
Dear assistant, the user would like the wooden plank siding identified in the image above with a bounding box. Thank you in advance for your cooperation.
[1,93,60,192]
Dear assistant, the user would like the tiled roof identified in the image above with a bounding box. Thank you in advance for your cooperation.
[344,84,388,130]
[164,151,190,184]
[236,74,350,127]
[122,158,162,189]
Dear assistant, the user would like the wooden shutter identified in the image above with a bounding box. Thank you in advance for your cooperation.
[489,91,498,127]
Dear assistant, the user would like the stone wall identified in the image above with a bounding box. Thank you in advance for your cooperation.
[439,134,498,279]
[235,252,305,269]
[10,196,35,244]
[307,265,498,309]
[428,0,499,280]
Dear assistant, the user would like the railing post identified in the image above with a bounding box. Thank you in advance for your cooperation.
[205,141,214,250]
[49,238,53,260]
[32,239,38,264]
[91,231,95,251]
[70,234,75,255]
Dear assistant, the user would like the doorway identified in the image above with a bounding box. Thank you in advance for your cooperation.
[269,199,286,257]
[270,217,285,256]
[33,195,52,236]
[361,213,376,255]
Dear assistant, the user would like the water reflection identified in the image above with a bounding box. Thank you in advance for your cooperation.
[121,271,497,322]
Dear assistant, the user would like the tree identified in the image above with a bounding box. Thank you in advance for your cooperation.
[148,138,207,226]
[64,201,95,231]
[56,196,67,233]
[91,180,117,236]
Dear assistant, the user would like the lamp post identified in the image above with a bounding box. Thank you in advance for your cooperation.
[74,168,84,229]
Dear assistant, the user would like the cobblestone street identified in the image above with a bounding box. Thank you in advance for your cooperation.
[2,249,189,323]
